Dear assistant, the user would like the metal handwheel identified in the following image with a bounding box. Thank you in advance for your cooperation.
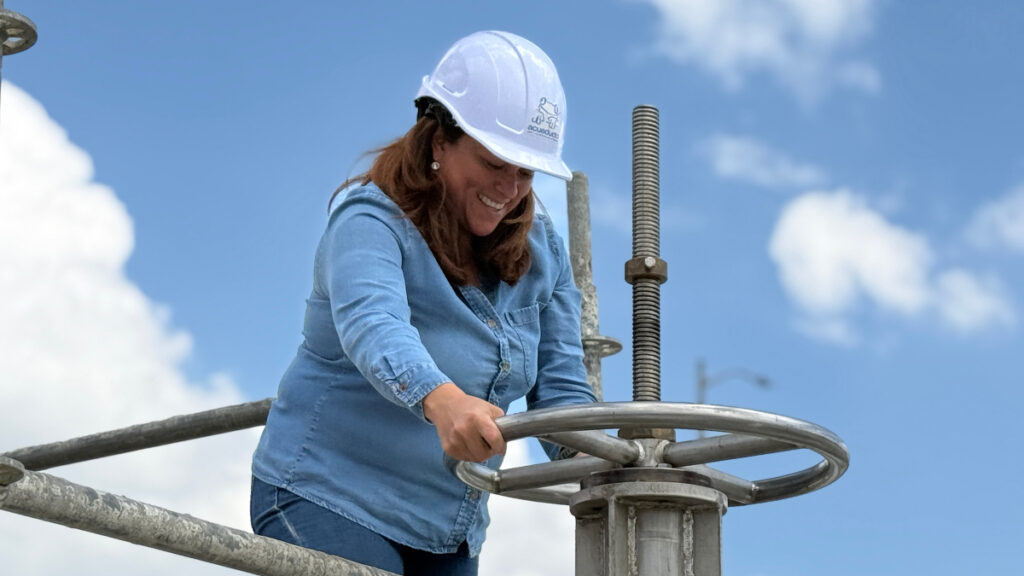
[453,401,849,507]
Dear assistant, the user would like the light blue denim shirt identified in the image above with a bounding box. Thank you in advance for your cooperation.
[252,183,596,556]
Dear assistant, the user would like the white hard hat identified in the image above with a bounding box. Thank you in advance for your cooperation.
[416,31,572,181]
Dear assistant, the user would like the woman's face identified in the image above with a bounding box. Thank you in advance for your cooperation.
[433,134,534,237]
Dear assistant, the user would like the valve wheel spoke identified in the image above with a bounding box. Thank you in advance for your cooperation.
[538,430,638,465]
[453,402,849,507]
[663,434,797,467]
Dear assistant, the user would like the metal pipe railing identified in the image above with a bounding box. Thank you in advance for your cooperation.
[0,456,396,576]
[2,398,272,470]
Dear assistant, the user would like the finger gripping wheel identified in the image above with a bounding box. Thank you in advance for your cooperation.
[452,402,849,507]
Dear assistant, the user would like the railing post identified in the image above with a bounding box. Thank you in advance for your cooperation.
[566,171,621,401]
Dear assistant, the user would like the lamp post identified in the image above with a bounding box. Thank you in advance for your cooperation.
[695,358,771,438]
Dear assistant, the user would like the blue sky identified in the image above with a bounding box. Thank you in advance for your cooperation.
[2,1,1023,575]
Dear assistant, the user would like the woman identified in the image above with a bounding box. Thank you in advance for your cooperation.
[250,31,596,575]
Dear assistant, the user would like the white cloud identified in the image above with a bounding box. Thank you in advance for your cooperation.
[966,184,1024,252]
[640,0,881,104]
[934,269,1016,331]
[703,134,827,190]
[769,190,1016,343]
[769,191,932,317]
[0,80,257,575]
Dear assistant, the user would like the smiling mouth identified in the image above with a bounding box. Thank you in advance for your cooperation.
[477,193,507,211]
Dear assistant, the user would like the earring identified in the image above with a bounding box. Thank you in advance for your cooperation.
[430,161,440,171]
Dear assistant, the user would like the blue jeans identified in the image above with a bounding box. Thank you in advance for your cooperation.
[250,477,478,576]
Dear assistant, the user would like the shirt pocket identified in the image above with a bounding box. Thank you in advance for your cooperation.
[505,303,541,390]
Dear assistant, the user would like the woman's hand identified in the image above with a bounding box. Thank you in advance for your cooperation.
[423,383,506,462]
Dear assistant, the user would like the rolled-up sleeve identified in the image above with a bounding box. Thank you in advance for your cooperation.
[321,195,450,420]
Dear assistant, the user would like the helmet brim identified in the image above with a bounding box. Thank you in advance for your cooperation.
[417,79,573,181]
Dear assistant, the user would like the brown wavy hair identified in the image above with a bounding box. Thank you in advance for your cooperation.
[332,116,535,286]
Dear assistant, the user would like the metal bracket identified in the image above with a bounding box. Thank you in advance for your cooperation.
[0,6,37,56]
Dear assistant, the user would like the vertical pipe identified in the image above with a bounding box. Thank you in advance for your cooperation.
[630,106,662,402]
[571,468,726,576]
[567,171,603,400]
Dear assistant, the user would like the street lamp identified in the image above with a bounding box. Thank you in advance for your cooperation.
[695,357,771,438]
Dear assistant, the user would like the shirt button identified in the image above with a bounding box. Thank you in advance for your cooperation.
[469,489,480,501]
[499,361,510,372]
[486,319,496,328]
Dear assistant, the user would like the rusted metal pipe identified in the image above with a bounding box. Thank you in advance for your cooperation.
[0,457,395,576]
[566,171,621,400]
[3,398,272,470]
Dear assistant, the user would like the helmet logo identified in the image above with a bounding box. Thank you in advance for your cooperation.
[529,97,561,141]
